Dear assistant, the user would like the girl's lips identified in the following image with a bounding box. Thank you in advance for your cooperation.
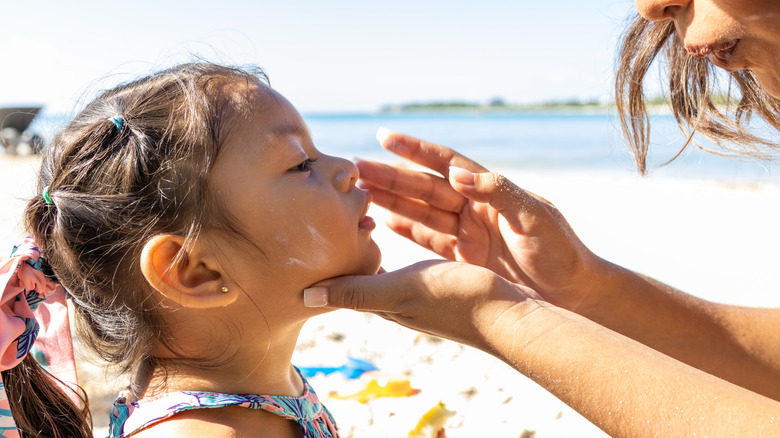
[358,190,376,231]
[359,215,376,231]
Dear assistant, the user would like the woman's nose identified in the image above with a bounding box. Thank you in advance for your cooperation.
[333,157,359,192]
[634,0,689,21]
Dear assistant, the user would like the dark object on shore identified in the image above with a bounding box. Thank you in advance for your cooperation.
[1,106,43,154]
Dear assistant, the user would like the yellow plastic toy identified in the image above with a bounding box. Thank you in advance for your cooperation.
[408,401,456,438]
[332,374,420,403]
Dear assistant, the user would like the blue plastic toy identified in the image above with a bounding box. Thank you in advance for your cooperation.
[298,357,378,379]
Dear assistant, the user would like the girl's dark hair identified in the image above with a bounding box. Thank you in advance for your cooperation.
[2,355,91,437]
[17,62,268,434]
[615,14,780,174]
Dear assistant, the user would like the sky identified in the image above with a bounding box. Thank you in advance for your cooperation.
[1,0,639,114]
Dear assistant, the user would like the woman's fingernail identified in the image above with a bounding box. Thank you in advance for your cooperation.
[449,166,475,186]
[376,126,392,143]
[304,287,328,307]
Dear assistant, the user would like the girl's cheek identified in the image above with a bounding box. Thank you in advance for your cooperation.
[272,225,336,272]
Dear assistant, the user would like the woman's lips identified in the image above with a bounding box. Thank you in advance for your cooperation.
[708,52,736,70]
[686,39,740,71]
[686,39,738,58]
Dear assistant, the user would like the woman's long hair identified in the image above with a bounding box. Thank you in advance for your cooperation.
[615,15,780,174]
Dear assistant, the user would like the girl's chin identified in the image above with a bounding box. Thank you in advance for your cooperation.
[350,243,382,276]
[342,259,383,278]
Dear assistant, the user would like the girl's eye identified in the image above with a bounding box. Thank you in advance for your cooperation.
[291,158,316,172]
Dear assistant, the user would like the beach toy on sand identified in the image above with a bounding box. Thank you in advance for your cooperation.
[408,401,456,438]
[332,372,420,403]
[298,356,378,379]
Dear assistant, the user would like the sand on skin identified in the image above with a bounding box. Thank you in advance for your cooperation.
[2,155,779,437]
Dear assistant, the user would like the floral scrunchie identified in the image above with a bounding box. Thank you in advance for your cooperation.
[0,238,77,437]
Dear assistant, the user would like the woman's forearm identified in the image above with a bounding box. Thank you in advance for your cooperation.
[572,262,780,400]
[312,258,780,432]
[486,300,780,437]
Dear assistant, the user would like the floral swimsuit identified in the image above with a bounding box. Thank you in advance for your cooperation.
[108,371,338,437]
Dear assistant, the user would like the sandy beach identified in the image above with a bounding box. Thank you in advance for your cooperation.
[2,154,779,437]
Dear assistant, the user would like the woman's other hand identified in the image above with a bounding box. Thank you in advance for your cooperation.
[357,129,611,311]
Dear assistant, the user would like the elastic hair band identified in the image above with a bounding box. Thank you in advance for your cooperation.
[43,186,53,205]
[110,115,124,131]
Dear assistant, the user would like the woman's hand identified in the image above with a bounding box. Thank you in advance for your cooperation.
[305,260,542,351]
[305,261,780,438]
[357,129,610,311]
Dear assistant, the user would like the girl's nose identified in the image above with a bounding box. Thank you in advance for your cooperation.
[333,157,359,192]
[634,0,689,21]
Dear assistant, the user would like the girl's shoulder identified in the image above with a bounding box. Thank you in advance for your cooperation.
[111,372,336,437]
[130,406,303,437]
[129,410,236,438]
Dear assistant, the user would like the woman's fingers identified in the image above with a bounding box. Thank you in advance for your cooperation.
[356,159,466,213]
[384,213,458,260]
[376,128,488,176]
[448,167,549,235]
[366,183,460,235]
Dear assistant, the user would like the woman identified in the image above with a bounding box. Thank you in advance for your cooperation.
[304,0,780,435]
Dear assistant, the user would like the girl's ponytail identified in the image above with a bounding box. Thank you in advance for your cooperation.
[2,355,91,437]
[0,238,91,437]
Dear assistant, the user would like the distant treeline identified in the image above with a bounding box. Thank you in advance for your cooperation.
[379,94,739,113]
[380,97,607,113]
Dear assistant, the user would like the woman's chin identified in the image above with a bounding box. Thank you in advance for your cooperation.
[753,69,780,99]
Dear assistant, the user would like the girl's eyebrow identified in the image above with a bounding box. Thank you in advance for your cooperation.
[269,123,309,139]
[263,123,309,159]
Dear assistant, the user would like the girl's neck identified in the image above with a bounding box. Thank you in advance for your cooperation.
[139,320,307,399]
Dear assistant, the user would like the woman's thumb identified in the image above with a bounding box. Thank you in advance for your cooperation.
[304,273,394,312]
[304,261,447,312]
[448,166,536,231]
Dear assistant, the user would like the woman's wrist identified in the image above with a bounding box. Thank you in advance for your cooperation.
[476,293,554,364]
[547,252,627,319]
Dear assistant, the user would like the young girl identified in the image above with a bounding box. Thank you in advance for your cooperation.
[18,62,382,436]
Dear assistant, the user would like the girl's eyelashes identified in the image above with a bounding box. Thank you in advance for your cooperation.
[290,158,316,173]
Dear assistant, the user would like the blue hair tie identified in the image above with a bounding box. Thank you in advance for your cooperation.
[109,115,124,131]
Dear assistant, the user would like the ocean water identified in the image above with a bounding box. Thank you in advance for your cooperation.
[30,110,780,183]
[305,111,780,183]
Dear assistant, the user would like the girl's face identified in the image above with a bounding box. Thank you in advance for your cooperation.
[634,0,780,97]
[208,86,381,313]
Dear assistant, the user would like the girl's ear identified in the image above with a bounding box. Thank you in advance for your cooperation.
[140,234,237,308]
